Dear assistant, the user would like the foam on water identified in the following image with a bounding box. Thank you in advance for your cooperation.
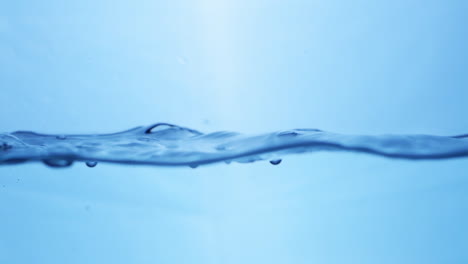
[1,123,467,168]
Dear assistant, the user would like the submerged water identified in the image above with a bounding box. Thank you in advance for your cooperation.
[2,123,467,168]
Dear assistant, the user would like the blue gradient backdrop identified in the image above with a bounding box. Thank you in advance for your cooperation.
[1,1,467,263]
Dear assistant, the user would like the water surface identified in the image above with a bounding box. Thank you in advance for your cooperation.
[2,123,467,168]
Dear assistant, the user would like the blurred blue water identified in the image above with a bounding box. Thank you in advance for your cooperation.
[1,0,468,264]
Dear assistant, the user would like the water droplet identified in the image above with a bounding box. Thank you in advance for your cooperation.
[189,164,198,169]
[85,161,98,168]
[269,159,282,165]
[43,159,73,168]
[56,135,67,140]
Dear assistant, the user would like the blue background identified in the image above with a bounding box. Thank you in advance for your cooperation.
[1,0,467,263]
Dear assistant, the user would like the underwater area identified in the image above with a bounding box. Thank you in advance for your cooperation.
[1,0,468,263]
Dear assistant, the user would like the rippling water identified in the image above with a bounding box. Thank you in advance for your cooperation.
[1,123,467,168]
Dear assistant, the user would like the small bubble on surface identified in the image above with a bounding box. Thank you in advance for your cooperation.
[269,159,282,165]
[56,135,67,140]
